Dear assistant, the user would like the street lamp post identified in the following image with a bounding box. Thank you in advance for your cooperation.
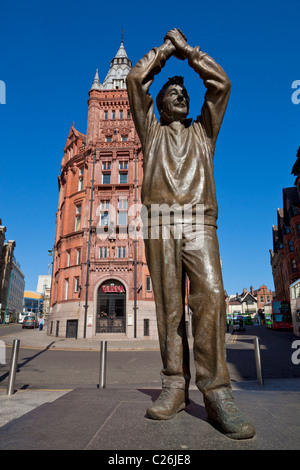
[83,150,96,339]
[133,152,138,338]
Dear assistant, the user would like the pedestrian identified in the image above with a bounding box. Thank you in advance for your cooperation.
[39,317,44,331]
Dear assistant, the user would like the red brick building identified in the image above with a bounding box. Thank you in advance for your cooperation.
[48,41,157,339]
[254,284,273,311]
[270,147,300,301]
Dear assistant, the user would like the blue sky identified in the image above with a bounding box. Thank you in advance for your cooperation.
[0,0,299,295]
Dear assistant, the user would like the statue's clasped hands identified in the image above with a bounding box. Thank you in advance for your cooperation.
[164,28,189,60]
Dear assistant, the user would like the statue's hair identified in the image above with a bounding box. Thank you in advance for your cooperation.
[156,76,186,112]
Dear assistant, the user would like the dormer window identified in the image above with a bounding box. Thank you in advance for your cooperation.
[113,79,124,89]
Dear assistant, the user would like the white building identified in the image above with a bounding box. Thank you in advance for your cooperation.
[36,275,52,295]
[7,257,25,321]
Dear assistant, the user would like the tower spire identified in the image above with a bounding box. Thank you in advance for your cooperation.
[102,40,132,90]
[90,68,102,91]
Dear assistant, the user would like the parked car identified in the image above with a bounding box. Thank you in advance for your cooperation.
[22,315,38,329]
[233,319,246,331]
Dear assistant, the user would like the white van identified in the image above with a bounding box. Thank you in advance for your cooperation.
[19,312,29,323]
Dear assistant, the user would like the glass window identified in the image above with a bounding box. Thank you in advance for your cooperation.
[119,172,128,184]
[121,135,128,142]
[272,300,291,314]
[118,211,127,226]
[104,111,108,120]
[119,161,128,169]
[105,136,112,142]
[78,167,84,191]
[119,110,123,119]
[118,199,127,209]
[75,205,81,231]
[76,248,81,265]
[74,277,80,292]
[274,313,292,322]
[117,247,126,258]
[112,111,115,120]
[67,250,71,267]
[146,276,152,291]
[100,211,109,226]
[118,198,127,225]
[102,173,111,184]
[102,162,111,170]
[99,247,109,258]
[101,200,110,209]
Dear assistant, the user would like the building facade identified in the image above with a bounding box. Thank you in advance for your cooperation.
[7,257,25,321]
[36,275,52,316]
[0,219,25,322]
[254,284,273,311]
[270,147,300,301]
[226,284,273,321]
[23,291,43,314]
[48,41,158,340]
[227,287,257,316]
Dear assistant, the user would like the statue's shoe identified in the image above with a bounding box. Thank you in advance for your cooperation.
[146,387,189,420]
[204,396,256,440]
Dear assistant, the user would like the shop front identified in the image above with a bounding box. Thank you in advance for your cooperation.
[96,279,126,333]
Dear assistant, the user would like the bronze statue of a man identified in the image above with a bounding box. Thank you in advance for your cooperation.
[127,29,255,440]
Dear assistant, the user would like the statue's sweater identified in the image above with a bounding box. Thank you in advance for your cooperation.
[127,44,230,228]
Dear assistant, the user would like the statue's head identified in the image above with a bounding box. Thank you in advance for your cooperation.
[156,76,190,124]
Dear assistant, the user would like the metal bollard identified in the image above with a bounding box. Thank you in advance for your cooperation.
[99,341,107,388]
[7,339,20,396]
[253,336,264,386]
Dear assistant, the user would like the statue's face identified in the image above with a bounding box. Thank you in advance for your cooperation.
[160,84,190,121]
